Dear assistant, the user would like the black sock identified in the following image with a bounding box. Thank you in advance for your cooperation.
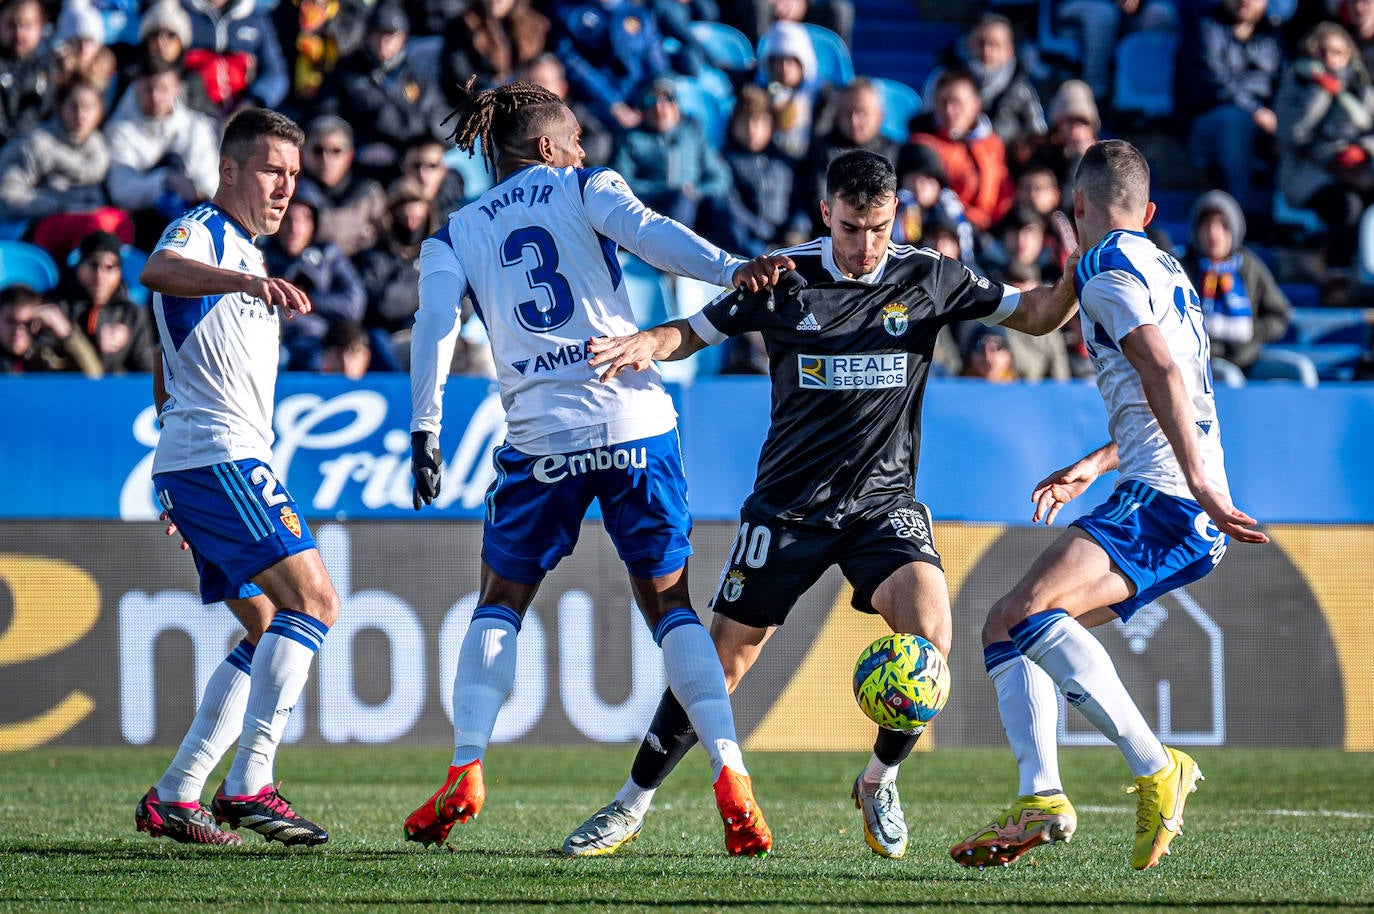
[873,727,921,766]
[629,687,700,789]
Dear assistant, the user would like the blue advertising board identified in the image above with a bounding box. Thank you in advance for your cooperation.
[2,375,1372,522]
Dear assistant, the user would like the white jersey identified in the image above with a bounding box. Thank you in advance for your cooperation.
[1075,229,1229,499]
[150,203,279,474]
[411,164,744,454]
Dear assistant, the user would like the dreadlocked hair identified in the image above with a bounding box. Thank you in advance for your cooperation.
[442,77,567,176]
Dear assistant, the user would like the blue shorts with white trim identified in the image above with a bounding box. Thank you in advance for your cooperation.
[154,458,316,604]
[482,430,692,584]
[1072,480,1228,620]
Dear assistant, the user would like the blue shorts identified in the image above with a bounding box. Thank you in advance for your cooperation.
[1072,480,1228,620]
[153,459,317,604]
[482,430,692,584]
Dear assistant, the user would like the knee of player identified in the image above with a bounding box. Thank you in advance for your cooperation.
[299,582,341,628]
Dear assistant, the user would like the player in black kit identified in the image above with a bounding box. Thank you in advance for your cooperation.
[564,150,1080,860]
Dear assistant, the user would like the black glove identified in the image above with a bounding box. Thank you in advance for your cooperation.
[411,431,442,510]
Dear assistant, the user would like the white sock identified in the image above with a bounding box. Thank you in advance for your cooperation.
[451,606,521,768]
[657,610,746,779]
[862,754,900,787]
[1016,613,1169,778]
[224,610,328,796]
[988,649,1064,796]
[157,640,253,803]
[613,777,656,818]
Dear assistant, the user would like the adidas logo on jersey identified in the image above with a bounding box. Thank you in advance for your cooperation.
[795,312,821,332]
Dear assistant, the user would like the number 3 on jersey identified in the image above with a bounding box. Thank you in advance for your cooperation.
[503,226,575,332]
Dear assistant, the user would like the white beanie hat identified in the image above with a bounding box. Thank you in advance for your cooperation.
[55,2,106,45]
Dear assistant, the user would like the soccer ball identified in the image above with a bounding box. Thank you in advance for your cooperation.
[852,633,951,734]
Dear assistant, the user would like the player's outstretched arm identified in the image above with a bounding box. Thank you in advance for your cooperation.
[589,319,707,382]
[1121,324,1269,545]
[141,250,312,315]
[1031,442,1119,525]
[997,249,1081,336]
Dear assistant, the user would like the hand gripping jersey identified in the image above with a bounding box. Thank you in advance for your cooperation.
[411,164,743,454]
[150,203,279,474]
[1074,229,1230,500]
[689,237,1017,528]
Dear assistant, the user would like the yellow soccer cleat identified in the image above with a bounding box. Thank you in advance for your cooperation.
[1128,746,1203,870]
[950,793,1077,868]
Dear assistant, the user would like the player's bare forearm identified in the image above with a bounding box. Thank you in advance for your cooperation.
[999,270,1079,336]
[141,250,312,314]
[588,319,706,381]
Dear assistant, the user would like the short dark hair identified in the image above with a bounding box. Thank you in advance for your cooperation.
[135,53,182,81]
[0,283,42,309]
[221,108,305,164]
[932,68,978,98]
[1073,139,1150,214]
[825,149,896,208]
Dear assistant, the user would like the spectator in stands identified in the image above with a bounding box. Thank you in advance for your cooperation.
[319,318,371,379]
[0,283,103,376]
[1340,0,1374,77]
[518,53,614,166]
[719,85,803,254]
[958,322,1018,382]
[115,2,218,121]
[756,19,822,161]
[649,0,718,76]
[182,0,290,113]
[401,138,466,217]
[0,0,57,148]
[297,115,388,257]
[612,78,734,241]
[909,68,1014,231]
[54,230,157,374]
[271,0,368,101]
[1182,189,1292,374]
[262,186,367,371]
[355,178,437,370]
[1174,0,1283,220]
[402,0,468,38]
[981,203,1054,279]
[892,140,977,264]
[995,260,1073,382]
[1276,21,1374,273]
[52,1,117,101]
[320,4,449,167]
[924,13,1045,149]
[0,81,132,261]
[1032,79,1100,206]
[555,0,674,131]
[802,77,898,230]
[766,0,854,50]
[1016,163,1063,218]
[439,0,550,101]
[104,56,221,249]
[1054,0,1180,102]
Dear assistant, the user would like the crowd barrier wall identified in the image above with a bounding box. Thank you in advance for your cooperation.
[2,376,1370,751]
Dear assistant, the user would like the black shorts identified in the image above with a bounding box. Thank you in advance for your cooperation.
[708,501,943,628]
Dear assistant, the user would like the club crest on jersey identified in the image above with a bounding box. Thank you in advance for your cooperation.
[161,225,190,247]
[280,506,302,538]
[721,570,746,602]
[881,301,909,336]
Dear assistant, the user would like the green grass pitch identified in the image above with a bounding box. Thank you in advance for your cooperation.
[2,746,1372,912]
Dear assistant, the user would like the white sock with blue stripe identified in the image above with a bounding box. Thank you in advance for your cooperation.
[451,605,521,768]
[224,610,329,797]
[655,608,746,780]
[157,639,254,803]
[1011,610,1168,779]
[985,641,1064,796]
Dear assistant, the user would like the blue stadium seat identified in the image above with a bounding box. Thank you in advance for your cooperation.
[689,20,756,71]
[1112,30,1178,119]
[671,77,730,147]
[804,23,854,85]
[1264,343,1365,381]
[0,240,60,293]
[1273,189,1325,239]
[1247,349,1319,387]
[1285,307,1371,345]
[1210,357,1246,388]
[872,77,920,143]
[444,147,495,203]
[123,247,150,306]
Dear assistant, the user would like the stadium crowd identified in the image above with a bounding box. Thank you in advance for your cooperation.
[2,0,1373,382]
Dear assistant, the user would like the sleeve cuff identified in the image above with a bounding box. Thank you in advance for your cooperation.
[687,309,728,346]
[979,284,1022,326]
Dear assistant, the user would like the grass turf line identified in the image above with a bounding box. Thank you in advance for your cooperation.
[1,746,1371,913]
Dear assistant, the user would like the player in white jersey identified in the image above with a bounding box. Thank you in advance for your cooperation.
[403,80,791,856]
[951,140,1269,871]
[133,109,336,848]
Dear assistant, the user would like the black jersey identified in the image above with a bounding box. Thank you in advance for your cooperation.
[692,237,1011,528]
